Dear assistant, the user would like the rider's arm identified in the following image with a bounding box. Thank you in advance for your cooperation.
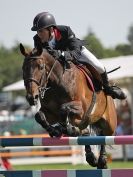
[57,26,82,60]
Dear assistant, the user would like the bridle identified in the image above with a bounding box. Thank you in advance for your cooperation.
[23,55,58,99]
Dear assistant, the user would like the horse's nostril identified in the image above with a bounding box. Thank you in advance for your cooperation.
[35,95,39,100]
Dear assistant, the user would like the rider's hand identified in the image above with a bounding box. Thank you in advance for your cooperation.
[48,49,73,61]
[48,49,62,58]
[62,51,72,61]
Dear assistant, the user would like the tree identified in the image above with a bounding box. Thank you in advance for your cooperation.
[83,31,105,59]
[104,48,121,58]
[115,44,132,55]
[127,24,133,51]
[0,43,23,90]
[0,42,33,90]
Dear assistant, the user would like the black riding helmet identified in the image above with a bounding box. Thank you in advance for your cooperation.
[31,12,56,31]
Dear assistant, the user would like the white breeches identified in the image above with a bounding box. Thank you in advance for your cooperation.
[78,46,105,74]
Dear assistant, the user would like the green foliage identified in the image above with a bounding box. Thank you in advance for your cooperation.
[0,43,24,90]
[127,24,133,51]
[84,31,105,59]
[103,48,121,58]
[83,26,133,59]
[0,42,32,90]
[115,44,133,56]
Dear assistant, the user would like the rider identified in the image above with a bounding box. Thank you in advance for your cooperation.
[31,12,126,100]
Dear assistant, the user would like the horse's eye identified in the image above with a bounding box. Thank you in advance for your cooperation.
[39,64,44,70]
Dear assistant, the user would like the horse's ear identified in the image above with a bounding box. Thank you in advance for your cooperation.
[20,43,28,57]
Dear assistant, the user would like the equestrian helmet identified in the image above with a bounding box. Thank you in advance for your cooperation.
[31,12,56,31]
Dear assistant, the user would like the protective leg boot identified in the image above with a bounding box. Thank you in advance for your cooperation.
[101,72,126,100]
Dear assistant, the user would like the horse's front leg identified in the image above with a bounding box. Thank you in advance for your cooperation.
[35,110,63,137]
[97,145,108,169]
[85,145,98,167]
[60,101,83,136]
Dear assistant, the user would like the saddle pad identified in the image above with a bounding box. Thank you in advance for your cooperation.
[76,65,95,92]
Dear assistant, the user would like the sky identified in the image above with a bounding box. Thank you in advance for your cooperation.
[0,0,133,48]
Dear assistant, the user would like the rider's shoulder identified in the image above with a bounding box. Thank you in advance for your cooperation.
[56,25,73,32]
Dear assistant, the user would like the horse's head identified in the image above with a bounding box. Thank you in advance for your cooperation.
[20,43,47,106]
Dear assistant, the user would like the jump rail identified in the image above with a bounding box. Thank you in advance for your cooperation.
[0,169,133,177]
[0,135,133,147]
[0,149,81,157]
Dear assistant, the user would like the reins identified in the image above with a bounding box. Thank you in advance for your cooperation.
[39,59,58,98]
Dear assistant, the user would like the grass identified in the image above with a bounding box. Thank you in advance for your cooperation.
[14,161,133,170]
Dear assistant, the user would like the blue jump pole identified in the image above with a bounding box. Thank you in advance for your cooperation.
[0,135,133,147]
[0,169,133,177]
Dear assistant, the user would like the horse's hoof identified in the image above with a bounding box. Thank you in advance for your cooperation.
[97,155,108,169]
[49,131,62,137]
[86,152,98,167]
[48,126,63,138]
[97,164,108,169]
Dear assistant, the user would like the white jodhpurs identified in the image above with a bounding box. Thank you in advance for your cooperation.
[78,46,105,74]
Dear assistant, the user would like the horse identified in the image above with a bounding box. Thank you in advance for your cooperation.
[20,43,117,169]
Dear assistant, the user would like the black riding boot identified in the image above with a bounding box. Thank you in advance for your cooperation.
[101,72,126,100]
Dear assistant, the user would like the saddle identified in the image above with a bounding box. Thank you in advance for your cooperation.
[76,63,103,92]
[59,58,103,92]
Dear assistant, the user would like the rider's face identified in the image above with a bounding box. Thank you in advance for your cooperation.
[37,28,50,43]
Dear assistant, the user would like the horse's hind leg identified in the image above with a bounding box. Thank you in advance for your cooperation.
[85,145,98,167]
[83,126,98,167]
[97,145,108,169]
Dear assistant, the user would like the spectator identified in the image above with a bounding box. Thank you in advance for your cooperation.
[1,157,14,170]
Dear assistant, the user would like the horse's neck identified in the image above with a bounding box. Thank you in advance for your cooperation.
[44,52,64,83]
[43,53,78,101]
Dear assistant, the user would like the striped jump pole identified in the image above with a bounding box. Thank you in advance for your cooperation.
[0,135,133,147]
[0,169,133,177]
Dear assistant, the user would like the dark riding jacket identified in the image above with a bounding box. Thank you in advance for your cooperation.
[33,25,83,60]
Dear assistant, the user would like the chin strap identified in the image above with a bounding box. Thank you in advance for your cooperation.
[47,27,53,41]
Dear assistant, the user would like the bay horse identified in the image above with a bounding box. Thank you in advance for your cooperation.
[20,43,117,169]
